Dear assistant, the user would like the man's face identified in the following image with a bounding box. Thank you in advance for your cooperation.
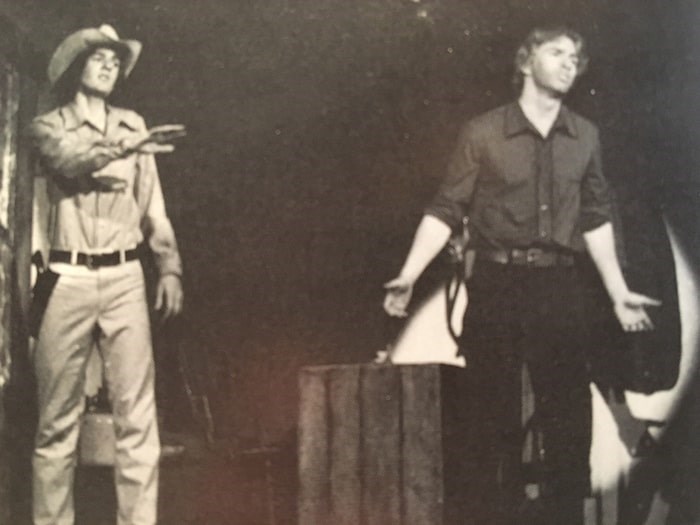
[80,47,121,97]
[523,36,580,97]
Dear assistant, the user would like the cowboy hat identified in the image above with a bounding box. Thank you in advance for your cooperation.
[47,24,142,86]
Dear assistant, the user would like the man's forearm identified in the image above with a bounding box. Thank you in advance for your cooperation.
[398,214,452,283]
[43,138,125,178]
[583,221,628,304]
[31,122,126,178]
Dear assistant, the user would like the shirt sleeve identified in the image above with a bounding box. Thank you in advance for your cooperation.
[135,145,183,278]
[28,116,124,178]
[424,121,480,231]
[580,128,613,232]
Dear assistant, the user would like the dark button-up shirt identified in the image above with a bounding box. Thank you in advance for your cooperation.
[426,102,612,252]
[29,102,182,276]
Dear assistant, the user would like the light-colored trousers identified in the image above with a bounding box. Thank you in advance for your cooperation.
[32,260,160,525]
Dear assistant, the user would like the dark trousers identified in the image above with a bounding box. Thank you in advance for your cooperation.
[460,259,592,525]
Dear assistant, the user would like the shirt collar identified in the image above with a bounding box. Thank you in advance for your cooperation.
[504,101,578,138]
[61,101,139,133]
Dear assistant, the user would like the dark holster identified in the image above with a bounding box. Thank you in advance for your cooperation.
[29,269,59,338]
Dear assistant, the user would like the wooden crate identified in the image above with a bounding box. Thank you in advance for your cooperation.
[298,363,473,525]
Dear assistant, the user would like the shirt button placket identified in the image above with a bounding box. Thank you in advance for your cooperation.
[536,137,553,243]
[539,203,550,239]
[537,134,555,241]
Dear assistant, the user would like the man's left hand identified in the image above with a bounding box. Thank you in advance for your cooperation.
[155,274,183,320]
[613,291,661,332]
[92,175,127,192]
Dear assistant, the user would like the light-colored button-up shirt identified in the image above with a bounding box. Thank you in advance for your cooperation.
[29,102,182,277]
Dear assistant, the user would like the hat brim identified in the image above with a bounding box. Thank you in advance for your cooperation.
[48,28,142,86]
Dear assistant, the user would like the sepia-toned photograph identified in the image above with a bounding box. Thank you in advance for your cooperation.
[0,1,697,524]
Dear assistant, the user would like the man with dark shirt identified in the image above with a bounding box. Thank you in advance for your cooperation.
[384,26,659,524]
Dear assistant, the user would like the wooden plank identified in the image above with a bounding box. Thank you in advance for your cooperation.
[438,365,477,523]
[401,365,443,525]
[298,367,330,524]
[6,61,37,525]
[328,366,361,525]
[361,364,402,525]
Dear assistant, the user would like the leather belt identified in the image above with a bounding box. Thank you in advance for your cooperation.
[49,246,143,269]
[478,247,576,267]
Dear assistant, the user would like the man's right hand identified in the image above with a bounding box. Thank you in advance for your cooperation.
[121,124,187,156]
[144,124,187,147]
[383,276,414,317]
[381,216,452,318]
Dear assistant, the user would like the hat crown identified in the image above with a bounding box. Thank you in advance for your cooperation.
[98,24,119,41]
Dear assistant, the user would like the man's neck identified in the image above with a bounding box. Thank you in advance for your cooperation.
[518,82,563,138]
[74,91,108,132]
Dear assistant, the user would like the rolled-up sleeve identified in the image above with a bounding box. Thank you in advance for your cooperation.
[580,128,613,232]
[424,121,479,231]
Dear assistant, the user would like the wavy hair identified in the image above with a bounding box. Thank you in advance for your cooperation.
[513,26,588,89]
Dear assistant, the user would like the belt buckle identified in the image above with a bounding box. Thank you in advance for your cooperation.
[526,248,542,264]
[85,254,96,270]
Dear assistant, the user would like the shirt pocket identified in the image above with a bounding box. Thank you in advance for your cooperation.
[487,138,535,185]
[553,138,589,183]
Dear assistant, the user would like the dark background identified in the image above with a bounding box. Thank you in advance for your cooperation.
[3,0,699,448]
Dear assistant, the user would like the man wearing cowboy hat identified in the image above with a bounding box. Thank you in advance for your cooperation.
[28,24,185,525]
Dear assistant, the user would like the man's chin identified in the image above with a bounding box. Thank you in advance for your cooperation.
[80,85,115,99]
[550,84,571,98]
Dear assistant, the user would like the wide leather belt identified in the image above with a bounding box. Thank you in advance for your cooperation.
[49,246,143,269]
[478,247,576,267]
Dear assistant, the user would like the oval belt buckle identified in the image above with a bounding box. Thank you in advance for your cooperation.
[85,254,96,270]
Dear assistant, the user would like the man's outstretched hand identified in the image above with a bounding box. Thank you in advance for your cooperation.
[122,124,187,156]
[383,276,414,318]
[614,291,662,332]
[145,124,187,145]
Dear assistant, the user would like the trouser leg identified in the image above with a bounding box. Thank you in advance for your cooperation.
[524,267,592,525]
[98,263,160,525]
[461,263,524,525]
[32,273,99,525]
[467,333,524,525]
[527,353,591,525]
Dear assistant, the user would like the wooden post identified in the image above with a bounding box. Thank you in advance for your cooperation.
[298,363,471,525]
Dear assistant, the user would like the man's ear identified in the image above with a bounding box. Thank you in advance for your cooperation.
[520,57,533,78]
